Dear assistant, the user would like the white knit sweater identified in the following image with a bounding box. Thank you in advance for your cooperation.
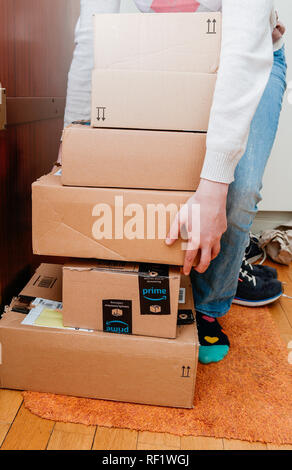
[64,0,283,184]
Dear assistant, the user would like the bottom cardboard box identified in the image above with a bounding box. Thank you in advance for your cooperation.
[0,264,198,408]
[0,311,198,408]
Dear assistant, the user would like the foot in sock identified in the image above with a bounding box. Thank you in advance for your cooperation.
[196,311,230,364]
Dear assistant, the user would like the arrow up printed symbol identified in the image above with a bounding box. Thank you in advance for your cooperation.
[207,18,217,34]
[213,19,217,34]
[207,18,211,34]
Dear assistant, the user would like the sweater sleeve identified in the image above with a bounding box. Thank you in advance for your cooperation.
[64,0,121,128]
[200,0,274,184]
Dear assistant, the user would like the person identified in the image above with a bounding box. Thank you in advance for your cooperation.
[61,0,287,364]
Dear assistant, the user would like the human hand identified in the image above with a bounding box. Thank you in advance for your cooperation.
[166,179,228,275]
[272,22,285,43]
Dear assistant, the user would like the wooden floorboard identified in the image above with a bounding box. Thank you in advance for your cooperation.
[137,431,181,450]
[92,427,138,450]
[181,436,223,450]
[0,390,23,424]
[1,260,292,450]
[0,404,54,450]
[47,422,96,450]
[0,423,10,447]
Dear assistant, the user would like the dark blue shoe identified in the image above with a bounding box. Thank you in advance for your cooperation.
[233,268,282,307]
[242,258,278,280]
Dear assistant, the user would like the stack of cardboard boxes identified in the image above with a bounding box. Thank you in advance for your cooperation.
[0,13,221,409]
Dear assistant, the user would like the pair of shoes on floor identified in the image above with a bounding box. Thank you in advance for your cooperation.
[233,258,282,307]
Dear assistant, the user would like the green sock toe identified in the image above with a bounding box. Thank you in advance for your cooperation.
[199,345,229,364]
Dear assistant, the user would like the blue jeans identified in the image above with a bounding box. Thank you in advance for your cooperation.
[191,46,287,318]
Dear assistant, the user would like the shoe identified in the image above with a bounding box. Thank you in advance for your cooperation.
[245,233,264,263]
[233,268,283,307]
[241,258,278,280]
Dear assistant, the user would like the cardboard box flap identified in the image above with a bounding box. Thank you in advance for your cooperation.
[5,264,62,317]
[64,260,181,279]
[19,263,62,301]
[33,172,61,187]
[64,259,138,273]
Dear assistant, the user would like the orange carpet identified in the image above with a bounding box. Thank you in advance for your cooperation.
[23,305,292,445]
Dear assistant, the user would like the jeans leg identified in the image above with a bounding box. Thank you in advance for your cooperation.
[191,49,287,318]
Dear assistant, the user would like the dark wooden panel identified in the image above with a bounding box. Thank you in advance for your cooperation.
[0,0,16,95]
[14,0,80,97]
[7,97,66,125]
[0,118,65,307]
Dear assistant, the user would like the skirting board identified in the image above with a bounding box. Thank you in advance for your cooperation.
[252,211,292,234]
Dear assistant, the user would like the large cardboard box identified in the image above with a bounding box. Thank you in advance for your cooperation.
[93,12,221,74]
[32,172,198,266]
[0,265,198,407]
[91,12,221,132]
[63,260,183,338]
[91,70,216,132]
[61,124,206,190]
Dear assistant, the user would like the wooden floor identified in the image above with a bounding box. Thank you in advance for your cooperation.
[1,260,292,451]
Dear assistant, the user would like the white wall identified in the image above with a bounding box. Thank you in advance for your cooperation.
[259,0,292,211]
[121,1,291,212]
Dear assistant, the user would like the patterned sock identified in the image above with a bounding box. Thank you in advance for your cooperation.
[196,311,230,364]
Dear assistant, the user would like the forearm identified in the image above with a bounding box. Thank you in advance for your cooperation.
[201,0,274,184]
[64,0,121,128]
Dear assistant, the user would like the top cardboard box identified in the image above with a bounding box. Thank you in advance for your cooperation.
[92,12,221,132]
[93,12,221,74]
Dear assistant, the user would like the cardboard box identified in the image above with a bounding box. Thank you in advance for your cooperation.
[61,124,206,190]
[32,173,198,266]
[62,260,183,338]
[91,70,216,132]
[21,263,62,301]
[7,264,62,316]
[0,312,198,409]
[93,12,221,74]
[91,12,221,132]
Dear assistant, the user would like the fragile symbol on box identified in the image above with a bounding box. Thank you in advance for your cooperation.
[96,106,106,121]
[206,18,217,34]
